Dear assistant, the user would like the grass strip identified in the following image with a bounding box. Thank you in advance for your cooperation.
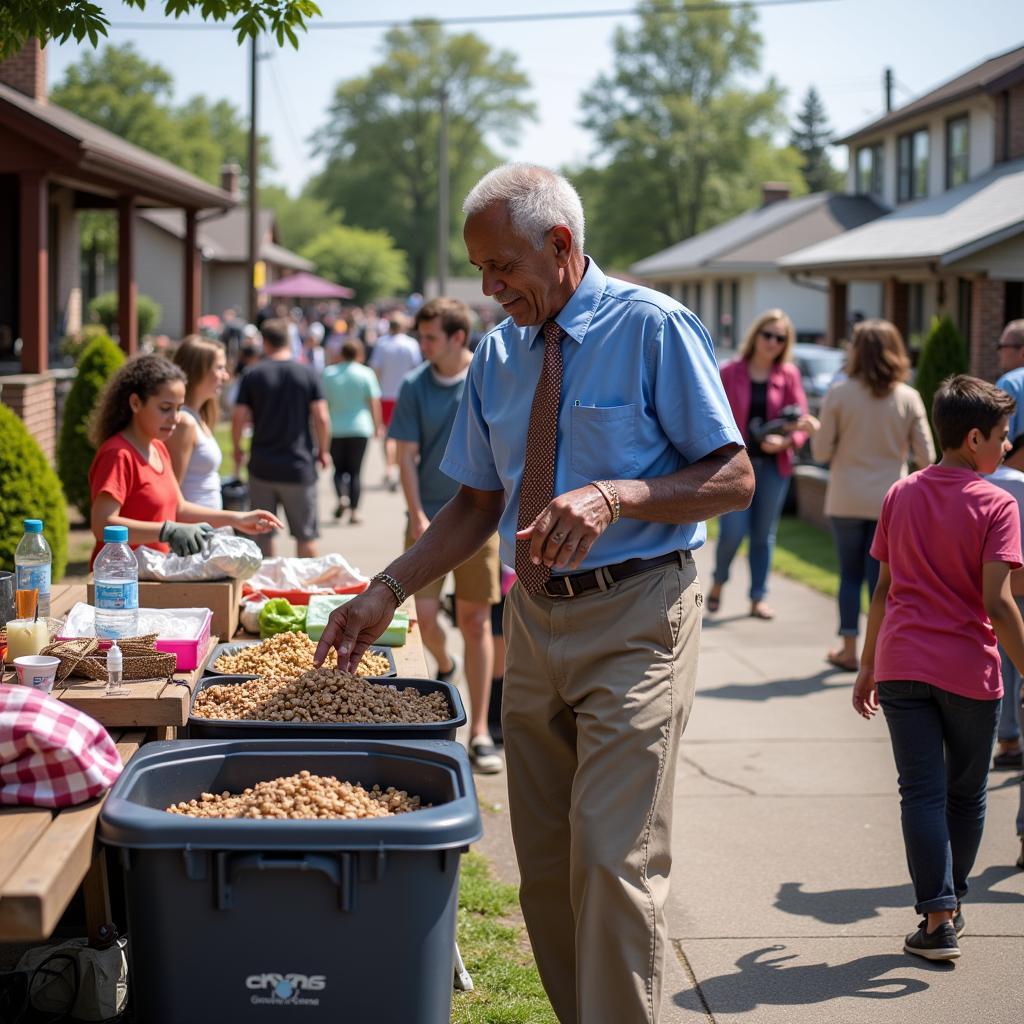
[452,852,557,1024]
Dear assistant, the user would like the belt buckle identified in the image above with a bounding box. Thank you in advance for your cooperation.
[545,575,574,599]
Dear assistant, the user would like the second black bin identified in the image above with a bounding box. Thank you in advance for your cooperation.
[99,738,482,1024]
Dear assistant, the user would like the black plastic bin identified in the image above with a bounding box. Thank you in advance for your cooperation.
[186,675,466,741]
[99,738,482,1024]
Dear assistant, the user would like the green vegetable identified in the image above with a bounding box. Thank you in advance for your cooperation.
[258,599,307,639]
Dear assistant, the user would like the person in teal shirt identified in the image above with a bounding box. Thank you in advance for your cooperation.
[321,339,382,524]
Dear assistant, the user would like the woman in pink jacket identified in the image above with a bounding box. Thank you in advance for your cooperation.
[709,309,816,619]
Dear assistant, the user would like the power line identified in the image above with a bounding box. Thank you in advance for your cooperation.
[264,49,306,160]
[106,0,844,32]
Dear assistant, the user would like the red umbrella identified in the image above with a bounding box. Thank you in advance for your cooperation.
[263,272,355,300]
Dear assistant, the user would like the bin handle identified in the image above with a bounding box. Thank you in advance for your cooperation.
[215,852,355,912]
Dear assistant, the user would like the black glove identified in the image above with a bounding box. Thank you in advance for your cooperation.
[160,521,215,557]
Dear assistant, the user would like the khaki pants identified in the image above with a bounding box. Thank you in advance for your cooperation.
[503,554,701,1024]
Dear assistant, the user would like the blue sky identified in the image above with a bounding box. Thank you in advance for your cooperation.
[46,0,1024,195]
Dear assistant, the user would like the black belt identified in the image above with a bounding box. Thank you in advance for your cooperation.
[541,550,691,599]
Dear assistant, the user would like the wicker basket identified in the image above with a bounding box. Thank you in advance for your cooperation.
[42,634,176,683]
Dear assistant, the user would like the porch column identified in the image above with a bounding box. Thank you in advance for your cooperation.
[18,171,48,374]
[827,280,848,346]
[883,278,909,340]
[970,278,1005,382]
[184,209,201,336]
[117,195,137,355]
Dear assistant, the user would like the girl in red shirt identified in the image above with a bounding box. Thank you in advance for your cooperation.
[88,355,282,566]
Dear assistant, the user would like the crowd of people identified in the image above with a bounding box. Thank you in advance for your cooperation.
[79,161,1024,1020]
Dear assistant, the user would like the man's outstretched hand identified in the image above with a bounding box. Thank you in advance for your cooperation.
[314,584,397,672]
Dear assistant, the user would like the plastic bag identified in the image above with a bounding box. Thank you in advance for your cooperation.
[259,599,307,638]
[137,527,262,582]
[244,554,367,593]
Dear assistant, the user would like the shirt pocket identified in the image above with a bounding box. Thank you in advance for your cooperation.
[570,404,639,479]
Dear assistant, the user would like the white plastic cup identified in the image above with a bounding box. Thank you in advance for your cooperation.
[14,655,60,694]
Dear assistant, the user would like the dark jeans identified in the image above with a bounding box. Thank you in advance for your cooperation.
[831,517,880,637]
[879,680,1000,914]
[330,436,369,511]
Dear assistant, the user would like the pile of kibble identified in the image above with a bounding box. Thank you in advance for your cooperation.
[192,666,451,724]
[165,770,423,819]
[212,631,392,679]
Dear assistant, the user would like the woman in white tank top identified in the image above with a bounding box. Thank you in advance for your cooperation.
[167,336,230,508]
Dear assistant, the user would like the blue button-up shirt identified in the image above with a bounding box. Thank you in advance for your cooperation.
[996,366,1024,444]
[440,259,743,571]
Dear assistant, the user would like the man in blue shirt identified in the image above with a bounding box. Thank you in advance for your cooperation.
[317,164,753,1024]
[995,320,1024,443]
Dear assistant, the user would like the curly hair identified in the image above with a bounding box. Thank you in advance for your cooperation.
[847,319,910,397]
[87,354,186,447]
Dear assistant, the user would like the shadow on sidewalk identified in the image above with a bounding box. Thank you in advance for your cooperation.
[775,865,1024,925]
[673,944,944,1014]
[699,669,846,702]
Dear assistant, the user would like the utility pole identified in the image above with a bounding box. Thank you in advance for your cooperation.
[884,67,894,113]
[437,85,449,298]
[247,33,260,323]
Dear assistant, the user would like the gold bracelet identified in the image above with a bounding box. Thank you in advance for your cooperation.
[592,480,621,524]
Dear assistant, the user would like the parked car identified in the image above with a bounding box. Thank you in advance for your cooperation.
[791,343,847,416]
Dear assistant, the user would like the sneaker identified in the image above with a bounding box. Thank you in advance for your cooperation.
[436,655,459,685]
[993,747,1024,770]
[918,906,965,938]
[904,921,960,961]
[469,735,503,774]
[333,501,345,520]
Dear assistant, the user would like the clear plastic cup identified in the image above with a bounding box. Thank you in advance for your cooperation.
[14,655,60,694]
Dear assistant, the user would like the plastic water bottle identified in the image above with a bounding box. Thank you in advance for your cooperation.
[93,526,139,640]
[15,519,52,618]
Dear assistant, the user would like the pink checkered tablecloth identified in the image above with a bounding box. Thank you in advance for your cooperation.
[0,684,122,808]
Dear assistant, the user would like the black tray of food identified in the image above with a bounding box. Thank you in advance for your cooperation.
[204,639,397,678]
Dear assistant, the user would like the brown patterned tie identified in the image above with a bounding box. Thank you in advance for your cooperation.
[516,320,564,595]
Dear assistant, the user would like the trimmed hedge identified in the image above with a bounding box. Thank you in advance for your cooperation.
[87,291,162,339]
[57,333,125,519]
[915,315,969,447]
[0,404,68,580]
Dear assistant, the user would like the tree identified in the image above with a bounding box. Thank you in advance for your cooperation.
[790,87,843,193]
[313,20,534,292]
[301,225,408,303]
[0,1,321,59]
[578,0,789,268]
[261,185,343,253]
[915,315,969,448]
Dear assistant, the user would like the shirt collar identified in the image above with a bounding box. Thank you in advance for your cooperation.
[528,257,606,348]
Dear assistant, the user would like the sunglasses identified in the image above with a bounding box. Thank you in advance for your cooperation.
[996,342,1023,351]
[760,330,787,343]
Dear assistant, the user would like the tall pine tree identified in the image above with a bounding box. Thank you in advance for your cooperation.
[790,87,842,193]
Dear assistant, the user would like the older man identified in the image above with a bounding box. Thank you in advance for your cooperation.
[996,319,1024,448]
[317,164,753,1024]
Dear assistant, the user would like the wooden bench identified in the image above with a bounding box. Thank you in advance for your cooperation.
[0,729,143,943]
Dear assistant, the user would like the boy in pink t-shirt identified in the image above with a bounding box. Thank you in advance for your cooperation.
[854,375,1024,962]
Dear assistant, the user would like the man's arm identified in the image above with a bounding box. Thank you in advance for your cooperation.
[231,403,251,472]
[396,440,430,539]
[311,398,331,468]
[315,485,503,670]
[852,562,890,719]
[519,444,754,571]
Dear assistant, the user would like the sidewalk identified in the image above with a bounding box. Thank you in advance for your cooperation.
[266,459,1024,1021]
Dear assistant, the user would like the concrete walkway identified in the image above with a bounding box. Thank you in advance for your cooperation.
[290,454,1024,1022]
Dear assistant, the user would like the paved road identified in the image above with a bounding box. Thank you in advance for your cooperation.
[225,450,1024,1022]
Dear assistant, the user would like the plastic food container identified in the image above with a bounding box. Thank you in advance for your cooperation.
[186,675,465,741]
[306,594,409,646]
[99,738,482,1024]
[203,641,397,679]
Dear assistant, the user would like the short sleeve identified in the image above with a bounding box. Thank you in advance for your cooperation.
[388,377,420,443]
[871,489,892,563]
[365,370,381,400]
[235,369,253,407]
[983,493,1023,568]
[309,369,324,402]
[89,444,133,506]
[440,356,503,491]
[652,309,744,463]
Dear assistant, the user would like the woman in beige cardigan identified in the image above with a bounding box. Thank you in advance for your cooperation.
[811,320,935,670]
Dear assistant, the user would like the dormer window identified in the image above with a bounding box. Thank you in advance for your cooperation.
[856,143,884,198]
[897,128,929,202]
[946,115,970,188]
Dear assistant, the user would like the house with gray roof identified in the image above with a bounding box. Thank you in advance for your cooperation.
[630,185,885,351]
[782,43,1024,380]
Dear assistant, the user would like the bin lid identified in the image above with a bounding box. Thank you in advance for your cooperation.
[99,739,483,852]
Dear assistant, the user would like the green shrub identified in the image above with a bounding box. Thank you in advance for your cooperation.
[58,333,125,519]
[0,405,68,581]
[87,291,162,339]
[915,314,968,447]
[59,323,111,363]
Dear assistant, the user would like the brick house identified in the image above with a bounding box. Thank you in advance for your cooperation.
[781,44,1024,380]
[0,42,234,458]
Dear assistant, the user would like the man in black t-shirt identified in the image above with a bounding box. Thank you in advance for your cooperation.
[232,319,331,557]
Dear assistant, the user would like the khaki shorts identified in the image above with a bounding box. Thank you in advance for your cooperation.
[404,528,501,604]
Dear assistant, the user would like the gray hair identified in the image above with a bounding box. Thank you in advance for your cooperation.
[463,163,585,253]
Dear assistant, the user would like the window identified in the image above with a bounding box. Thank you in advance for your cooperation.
[945,115,969,189]
[856,143,884,197]
[908,282,926,338]
[898,128,929,202]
